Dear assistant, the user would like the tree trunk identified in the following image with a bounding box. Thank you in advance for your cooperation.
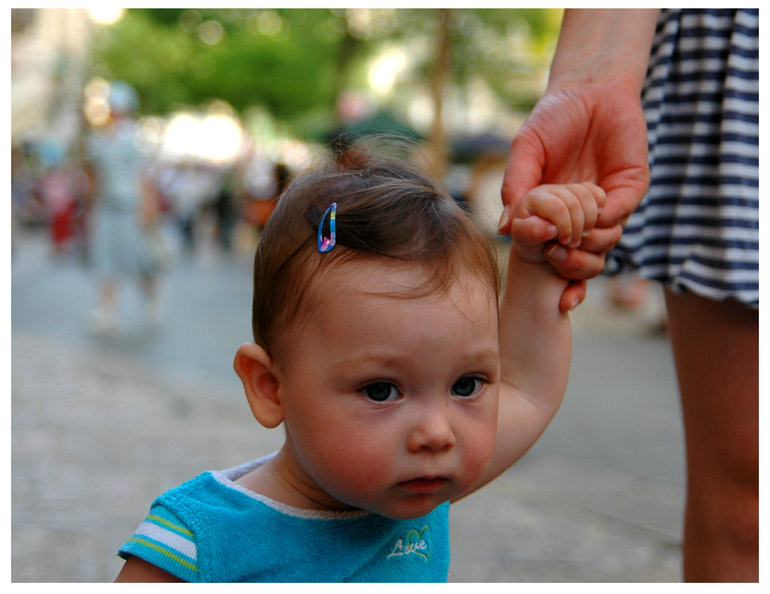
[428,8,451,180]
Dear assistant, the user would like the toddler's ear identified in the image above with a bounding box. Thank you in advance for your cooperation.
[233,343,283,429]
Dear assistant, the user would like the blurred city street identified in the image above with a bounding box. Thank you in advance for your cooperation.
[11,9,690,582]
[12,224,686,582]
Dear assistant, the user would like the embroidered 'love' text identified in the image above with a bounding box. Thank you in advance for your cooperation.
[387,525,432,562]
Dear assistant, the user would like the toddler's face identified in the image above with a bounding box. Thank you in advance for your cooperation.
[272,259,500,520]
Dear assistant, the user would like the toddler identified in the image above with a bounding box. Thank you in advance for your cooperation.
[115,141,605,582]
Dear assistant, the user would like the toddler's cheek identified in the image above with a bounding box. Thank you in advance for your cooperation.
[324,450,391,494]
[461,436,497,487]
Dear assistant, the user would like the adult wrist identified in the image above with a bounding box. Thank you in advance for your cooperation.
[546,9,659,95]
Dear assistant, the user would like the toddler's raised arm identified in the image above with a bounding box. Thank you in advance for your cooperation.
[469,182,605,489]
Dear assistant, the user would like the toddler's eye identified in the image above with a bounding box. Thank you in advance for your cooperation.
[452,377,484,398]
[362,382,400,403]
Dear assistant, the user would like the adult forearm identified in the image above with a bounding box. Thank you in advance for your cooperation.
[548,9,660,94]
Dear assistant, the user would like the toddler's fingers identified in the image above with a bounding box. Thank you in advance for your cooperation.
[523,187,576,245]
[577,182,607,236]
[563,182,610,242]
[545,185,586,248]
[510,215,558,248]
[567,183,601,233]
[585,181,607,210]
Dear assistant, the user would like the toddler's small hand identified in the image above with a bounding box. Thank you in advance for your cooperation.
[510,183,606,265]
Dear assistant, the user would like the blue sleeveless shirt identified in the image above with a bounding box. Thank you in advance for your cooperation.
[118,458,450,582]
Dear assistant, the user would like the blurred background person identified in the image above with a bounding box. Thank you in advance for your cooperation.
[40,151,77,256]
[164,160,219,256]
[86,81,167,333]
[209,166,238,253]
[240,158,290,238]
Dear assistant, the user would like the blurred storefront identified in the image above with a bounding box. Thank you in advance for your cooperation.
[11,8,94,152]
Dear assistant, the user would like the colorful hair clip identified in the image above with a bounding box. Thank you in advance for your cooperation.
[317,202,337,253]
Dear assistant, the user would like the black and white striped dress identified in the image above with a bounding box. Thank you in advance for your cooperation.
[606,9,759,309]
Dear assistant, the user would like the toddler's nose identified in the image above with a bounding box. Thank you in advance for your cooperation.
[407,405,456,453]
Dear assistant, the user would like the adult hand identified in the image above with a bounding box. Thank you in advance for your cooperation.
[499,77,650,311]
[510,182,606,266]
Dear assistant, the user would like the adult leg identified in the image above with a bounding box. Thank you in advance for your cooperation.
[89,277,118,332]
[664,289,758,582]
[140,272,162,324]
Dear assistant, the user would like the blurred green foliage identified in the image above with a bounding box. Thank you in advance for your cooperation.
[90,8,561,130]
[91,10,357,120]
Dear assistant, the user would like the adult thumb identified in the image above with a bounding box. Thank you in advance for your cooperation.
[596,172,649,229]
[500,135,545,232]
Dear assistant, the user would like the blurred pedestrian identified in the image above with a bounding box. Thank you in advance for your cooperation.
[241,160,290,233]
[167,161,217,254]
[500,9,758,581]
[70,160,96,262]
[40,158,77,255]
[86,81,167,333]
[211,167,237,252]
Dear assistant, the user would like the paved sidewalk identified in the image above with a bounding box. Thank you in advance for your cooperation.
[12,327,683,582]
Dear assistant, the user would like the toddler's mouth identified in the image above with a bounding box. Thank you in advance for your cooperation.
[397,477,448,494]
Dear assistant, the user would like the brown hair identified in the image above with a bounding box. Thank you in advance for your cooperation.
[251,139,500,362]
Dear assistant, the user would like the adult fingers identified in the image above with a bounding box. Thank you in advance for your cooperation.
[559,280,588,312]
[545,244,606,280]
[578,224,624,254]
